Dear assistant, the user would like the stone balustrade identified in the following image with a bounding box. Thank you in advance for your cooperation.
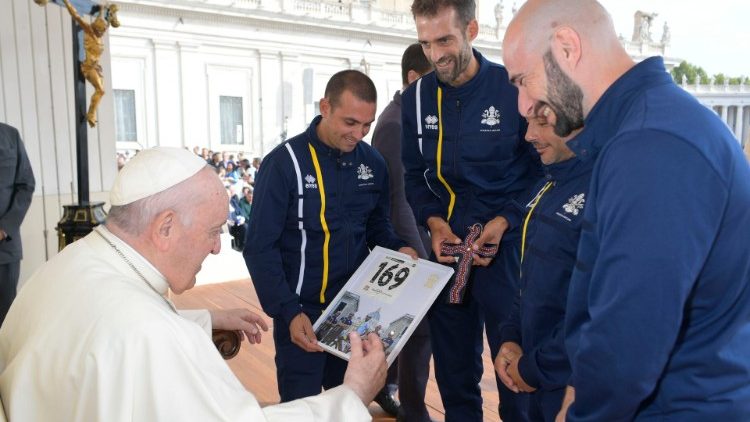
[182,0,505,39]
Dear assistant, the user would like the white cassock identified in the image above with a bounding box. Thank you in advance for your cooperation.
[0,226,370,421]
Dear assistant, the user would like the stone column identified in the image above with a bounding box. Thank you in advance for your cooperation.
[259,50,282,156]
[152,39,183,147]
[178,42,205,149]
[734,105,743,142]
[281,52,305,139]
[721,104,729,125]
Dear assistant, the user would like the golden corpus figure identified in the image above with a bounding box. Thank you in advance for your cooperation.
[61,1,120,127]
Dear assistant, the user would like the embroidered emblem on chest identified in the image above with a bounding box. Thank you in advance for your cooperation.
[304,174,318,189]
[562,193,585,216]
[481,106,501,126]
[424,114,438,130]
[357,164,374,180]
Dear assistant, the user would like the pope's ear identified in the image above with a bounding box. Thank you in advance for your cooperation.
[151,209,176,251]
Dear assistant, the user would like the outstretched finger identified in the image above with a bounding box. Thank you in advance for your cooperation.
[348,332,364,359]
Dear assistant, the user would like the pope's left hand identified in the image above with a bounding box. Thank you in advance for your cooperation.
[210,308,269,344]
[472,216,509,266]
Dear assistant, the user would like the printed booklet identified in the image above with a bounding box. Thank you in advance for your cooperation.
[313,246,453,366]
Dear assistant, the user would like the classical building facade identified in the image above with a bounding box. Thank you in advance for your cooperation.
[108,0,515,157]
[684,81,750,146]
[109,0,749,156]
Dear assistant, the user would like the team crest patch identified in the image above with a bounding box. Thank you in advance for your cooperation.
[357,164,374,180]
[481,106,501,126]
[304,174,318,189]
[562,193,585,216]
[424,114,438,130]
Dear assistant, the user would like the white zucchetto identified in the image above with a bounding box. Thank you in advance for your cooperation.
[110,147,207,206]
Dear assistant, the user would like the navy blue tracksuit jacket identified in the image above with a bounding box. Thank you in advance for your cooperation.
[499,157,593,421]
[401,49,540,421]
[565,57,750,421]
[245,116,405,327]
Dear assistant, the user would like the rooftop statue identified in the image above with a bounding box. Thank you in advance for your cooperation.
[632,10,657,43]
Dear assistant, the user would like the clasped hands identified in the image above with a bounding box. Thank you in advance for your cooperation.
[495,341,536,393]
[427,216,508,266]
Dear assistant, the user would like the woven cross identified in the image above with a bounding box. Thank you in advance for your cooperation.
[440,223,499,304]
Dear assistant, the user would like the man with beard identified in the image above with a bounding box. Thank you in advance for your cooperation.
[401,1,540,420]
[495,105,589,421]
[503,1,750,420]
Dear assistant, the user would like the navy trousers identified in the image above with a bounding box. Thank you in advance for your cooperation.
[429,243,528,422]
[528,388,566,422]
[0,261,20,326]
[272,308,348,402]
[384,316,432,421]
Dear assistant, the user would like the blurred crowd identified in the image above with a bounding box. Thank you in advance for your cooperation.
[117,146,262,252]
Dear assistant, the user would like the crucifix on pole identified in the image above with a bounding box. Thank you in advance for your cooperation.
[34,0,119,249]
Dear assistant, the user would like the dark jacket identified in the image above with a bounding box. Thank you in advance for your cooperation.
[244,116,405,327]
[499,157,592,391]
[401,49,540,239]
[0,123,35,264]
[371,91,430,258]
[564,57,750,421]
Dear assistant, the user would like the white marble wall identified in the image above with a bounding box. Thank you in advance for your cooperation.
[107,1,483,156]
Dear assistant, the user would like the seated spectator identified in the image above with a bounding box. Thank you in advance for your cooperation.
[226,162,241,182]
[210,152,222,168]
[227,185,247,252]
[238,186,253,222]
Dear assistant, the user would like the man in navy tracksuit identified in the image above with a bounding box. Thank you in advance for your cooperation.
[505,1,750,420]
[496,107,591,421]
[403,1,540,420]
[244,70,416,402]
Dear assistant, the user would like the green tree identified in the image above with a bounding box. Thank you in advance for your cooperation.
[671,61,708,84]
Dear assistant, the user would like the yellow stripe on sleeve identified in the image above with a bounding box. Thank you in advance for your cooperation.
[435,87,457,221]
[520,181,554,275]
[308,143,331,304]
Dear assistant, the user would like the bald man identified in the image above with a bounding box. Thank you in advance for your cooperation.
[503,1,750,421]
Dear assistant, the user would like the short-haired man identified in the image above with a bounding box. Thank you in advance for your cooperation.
[402,1,540,420]
[504,1,750,420]
[245,70,417,403]
[495,106,589,421]
[371,43,434,421]
[0,147,387,421]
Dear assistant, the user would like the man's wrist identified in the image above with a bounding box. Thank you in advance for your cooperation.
[426,216,447,231]
[492,216,509,230]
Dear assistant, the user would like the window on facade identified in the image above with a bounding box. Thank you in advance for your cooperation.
[220,96,243,145]
[114,89,137,142]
